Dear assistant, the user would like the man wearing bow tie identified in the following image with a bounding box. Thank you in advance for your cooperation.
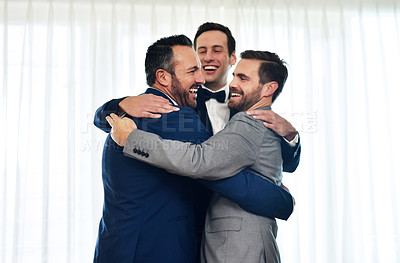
[192,23,300,168]
[195,86,228,134]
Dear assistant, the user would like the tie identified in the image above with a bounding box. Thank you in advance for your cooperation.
[197,88,226,103]
[195,87,226,133]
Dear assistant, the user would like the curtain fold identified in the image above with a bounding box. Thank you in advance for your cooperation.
[1,0,399,262]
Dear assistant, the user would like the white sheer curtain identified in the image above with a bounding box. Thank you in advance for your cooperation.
[1,0,399,262]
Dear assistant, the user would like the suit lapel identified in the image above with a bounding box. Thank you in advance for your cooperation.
[195,86,213,133]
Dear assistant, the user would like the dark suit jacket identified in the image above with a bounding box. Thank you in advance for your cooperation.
[93,89,294,263]
[94,89,212,263]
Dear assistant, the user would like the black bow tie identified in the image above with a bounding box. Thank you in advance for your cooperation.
[197,87,226,103]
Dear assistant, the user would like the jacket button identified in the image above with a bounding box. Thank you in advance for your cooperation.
[145,153,149,158]
[133,148,137,153]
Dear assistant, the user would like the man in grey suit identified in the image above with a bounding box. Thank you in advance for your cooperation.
[107,50,291,263]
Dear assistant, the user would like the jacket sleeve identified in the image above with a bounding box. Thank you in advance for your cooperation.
[281,135,301,172]
[122,109,294,220]
[123,114,264,180]
[199,170,294,220]
[93,97,126,133]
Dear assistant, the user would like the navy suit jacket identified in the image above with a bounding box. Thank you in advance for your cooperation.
[94,89,294,263]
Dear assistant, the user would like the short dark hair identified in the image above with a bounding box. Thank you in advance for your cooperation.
[145,34,193,86]
[240,50,288,103]
[194,22,236,56]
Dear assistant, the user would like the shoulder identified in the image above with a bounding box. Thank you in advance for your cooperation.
[231,111,255,122]
[227,111,278,140]
[144,106,211,143]
[176,106,199,116]
[163,106,203,128]
[229,111,265,131]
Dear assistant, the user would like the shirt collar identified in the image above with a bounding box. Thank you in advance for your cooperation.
[147,87,178,106]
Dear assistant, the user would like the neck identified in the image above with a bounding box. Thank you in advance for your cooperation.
[247,97,272,111]
[204,81,227,91]
[152,84,177,103]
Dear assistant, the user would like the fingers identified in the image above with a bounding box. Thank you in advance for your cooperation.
[147,94,180,112]
[109,113,119,120]
[263,122,273,129]
[146,94,178,109]
[247,110,275,123]
[160,104,180,112]
[250,110,296,137]
[147,103,179,114]
[126,94,180,118]
[106,113,120,127]
[142,112,162,119]
[140,103,179,118]
[106,116,112,126]
[246,109,274,117]
[147,93,171,104]
[246,109,259,116]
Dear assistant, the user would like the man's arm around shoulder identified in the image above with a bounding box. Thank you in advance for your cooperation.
[94,97,126,133]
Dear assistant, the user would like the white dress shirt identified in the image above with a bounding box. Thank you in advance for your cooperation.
[202,85,231,134]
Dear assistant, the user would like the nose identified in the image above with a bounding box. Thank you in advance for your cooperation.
[229,78,237,88]
[203,50,214,62]
[195,70,205,85]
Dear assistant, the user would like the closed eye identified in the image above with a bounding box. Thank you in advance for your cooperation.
[233,73,249,81]
[188,67,199,74]
[197,48,207,55]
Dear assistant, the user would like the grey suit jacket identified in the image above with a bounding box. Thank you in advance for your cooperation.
[123,106,283,263]
[123,107,282,184]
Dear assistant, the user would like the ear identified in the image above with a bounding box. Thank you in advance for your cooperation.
[156,69,172,87]
[229,51,237,66]
[262,81,279,98]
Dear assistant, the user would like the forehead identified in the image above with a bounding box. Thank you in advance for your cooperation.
[234,59,261,76]
[196,30,228,49]
[172,45,200,69]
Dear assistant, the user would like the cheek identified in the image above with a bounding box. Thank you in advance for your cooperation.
[242,85,252,94]
[183,77,194,87]
[219,55,232,66]
[198,54,206,62]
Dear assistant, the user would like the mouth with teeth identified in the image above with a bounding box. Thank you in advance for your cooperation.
[189,85,199,95]
[189,85,199,99]
[203,65,218,74]
[229,89,243,101]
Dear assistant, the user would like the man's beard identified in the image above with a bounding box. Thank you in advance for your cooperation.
[171,75,197,109]
[228,84,263,112]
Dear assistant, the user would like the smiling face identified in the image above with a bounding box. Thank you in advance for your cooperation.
[228,59,265,112]
[195,30,236,91]
[170,45,205,108]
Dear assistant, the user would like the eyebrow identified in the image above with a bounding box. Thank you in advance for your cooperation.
[233,72,249,79]
[188,66,199,71]
[198,45,224,50]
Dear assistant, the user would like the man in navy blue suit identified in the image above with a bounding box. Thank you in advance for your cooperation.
[94,35,295,263]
